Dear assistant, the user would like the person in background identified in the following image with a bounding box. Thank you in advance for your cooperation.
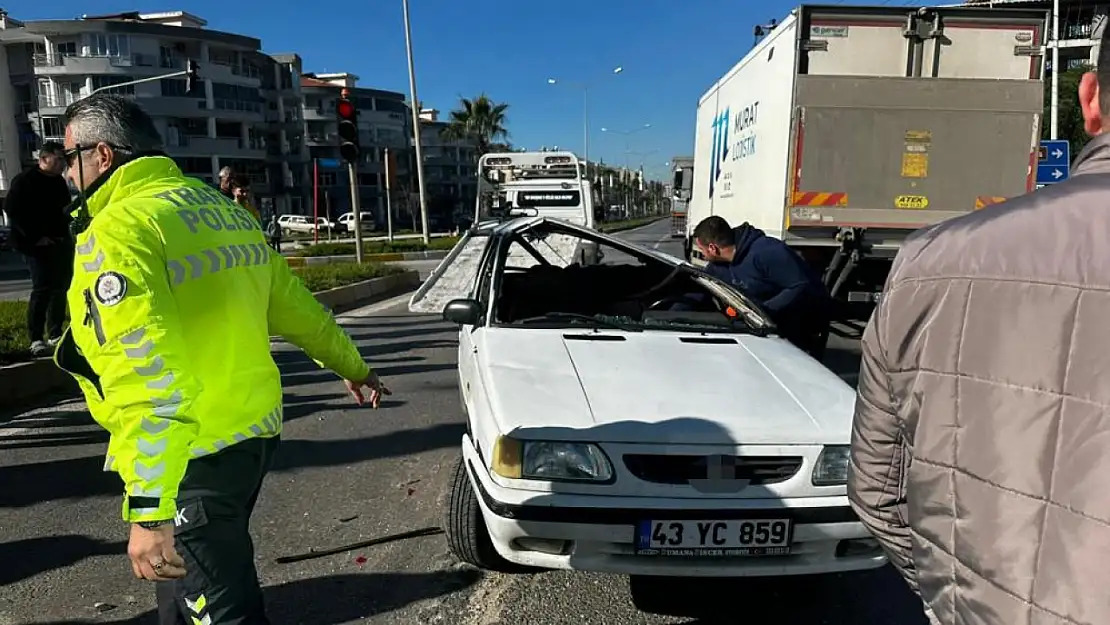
[59,93,390,625]
[691,215,832,358]
[848,33,1110,625]
[217,166,234,200]
[1,141,74,356]
[266,212,283,252]
[228,174,261,225]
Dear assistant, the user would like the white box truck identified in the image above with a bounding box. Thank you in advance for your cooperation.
[684,4,1048,309]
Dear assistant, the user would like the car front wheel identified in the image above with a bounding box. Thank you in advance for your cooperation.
[444,454,526,573]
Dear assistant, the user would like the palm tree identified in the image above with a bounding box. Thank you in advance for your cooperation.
[439,94,510,155]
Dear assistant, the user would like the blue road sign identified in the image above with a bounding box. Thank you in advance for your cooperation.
[1036,139,1070,185]
[316,158,340,169]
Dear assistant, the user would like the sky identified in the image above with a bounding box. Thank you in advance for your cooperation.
[15,0,929,179]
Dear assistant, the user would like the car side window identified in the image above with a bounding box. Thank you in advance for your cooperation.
[474,256,496,324]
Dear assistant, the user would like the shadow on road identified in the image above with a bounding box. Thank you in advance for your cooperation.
[283,398,407,422]
[36,569,482,625]
[271,422,464,472]
[0,453,120,507]
[629,567,928,624]
[0,428,108,450]
[0,535,125,586]
[280,361,455,388]
[822,344,862,388]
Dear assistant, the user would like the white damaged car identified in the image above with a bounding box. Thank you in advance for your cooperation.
[410,216,886,586]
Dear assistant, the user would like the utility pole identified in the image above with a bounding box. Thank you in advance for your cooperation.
[348,161,363,263]
[1050,0,1060,140]
[337,87,364,263]
[384,147,395,242]
[402,0,431,245]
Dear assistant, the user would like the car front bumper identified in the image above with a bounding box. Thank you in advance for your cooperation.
[461,439,887,577]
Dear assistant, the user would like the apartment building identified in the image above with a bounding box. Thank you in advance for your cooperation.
[963,0,1106,70]
[417,108,477,226]
[0,10,25,200]
[0,10,306,214]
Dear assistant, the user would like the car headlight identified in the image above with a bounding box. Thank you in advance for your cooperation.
[812,445,851,486]
[491,436,613,482]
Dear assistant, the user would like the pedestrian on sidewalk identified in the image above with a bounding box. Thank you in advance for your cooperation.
[847,31,1110,625]
[265,212,283,252]
[58,93,392,625]
[1,141,74,357]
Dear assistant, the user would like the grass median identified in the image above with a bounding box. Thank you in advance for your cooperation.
[294,236,459,258]
[0,261,402,365]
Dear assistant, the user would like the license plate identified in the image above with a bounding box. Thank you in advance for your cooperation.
[635,519,793,556]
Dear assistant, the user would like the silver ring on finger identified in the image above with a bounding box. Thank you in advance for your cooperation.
[152,559,166,572]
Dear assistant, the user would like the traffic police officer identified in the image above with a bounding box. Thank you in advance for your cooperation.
[56,94,390,624]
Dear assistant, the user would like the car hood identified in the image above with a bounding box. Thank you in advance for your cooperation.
[478,327,855,445]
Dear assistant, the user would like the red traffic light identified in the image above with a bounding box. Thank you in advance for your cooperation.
[337,99,355,118]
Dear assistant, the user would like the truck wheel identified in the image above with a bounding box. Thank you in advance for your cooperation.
[444,454,522,573]
[683,237,693,262]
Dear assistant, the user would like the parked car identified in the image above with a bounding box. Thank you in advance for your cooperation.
[336,211,376,233]
[277,214,337,236]
[410,216,885,606]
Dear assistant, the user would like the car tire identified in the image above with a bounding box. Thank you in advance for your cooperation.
[444,454,522,573]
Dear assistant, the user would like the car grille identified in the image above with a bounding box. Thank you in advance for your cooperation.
[622,454,803,486]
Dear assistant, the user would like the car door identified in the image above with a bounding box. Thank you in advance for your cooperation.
[456,241,500,441]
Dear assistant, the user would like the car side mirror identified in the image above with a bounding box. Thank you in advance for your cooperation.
[443,298,482,325]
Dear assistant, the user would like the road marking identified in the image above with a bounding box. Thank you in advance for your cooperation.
[652,233,671,250]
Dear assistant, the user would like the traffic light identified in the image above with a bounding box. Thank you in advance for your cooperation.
[337,96,360,163]
[185,60,200,94]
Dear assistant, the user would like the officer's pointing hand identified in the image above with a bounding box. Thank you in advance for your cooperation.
[128,523,187,581]
[344,369,391,409]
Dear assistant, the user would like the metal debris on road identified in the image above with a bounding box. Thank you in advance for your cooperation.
[274,526,445,564]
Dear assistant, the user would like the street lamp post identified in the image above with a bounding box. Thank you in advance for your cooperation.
[401,0,431,245]
[546,66,622,174]
[602,125,652,217]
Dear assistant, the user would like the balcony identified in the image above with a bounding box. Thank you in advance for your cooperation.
[165,135,265,159]
[305,133,338,146]
[32,53,134,75]
[201,62,261,87]
[302,106,330,121]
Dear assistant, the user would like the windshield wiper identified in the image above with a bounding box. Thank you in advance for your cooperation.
[517,312,640,332]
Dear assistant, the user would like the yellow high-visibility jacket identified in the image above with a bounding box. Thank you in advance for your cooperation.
[55,155,369,523]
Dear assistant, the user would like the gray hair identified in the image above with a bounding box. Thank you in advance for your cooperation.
[64,94,164,154]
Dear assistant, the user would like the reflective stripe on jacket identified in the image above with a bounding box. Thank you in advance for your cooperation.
[58,155,369,523]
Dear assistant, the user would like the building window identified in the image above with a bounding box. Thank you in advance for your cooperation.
[375,99,407,114]
[55,41,77,57]
[89,34,130,59]
[160,78,204,98]
[42,117,65,140]
[92,76,135,95]
[319,172,337,186]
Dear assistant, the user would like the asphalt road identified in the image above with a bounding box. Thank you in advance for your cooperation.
[0,218,919,625]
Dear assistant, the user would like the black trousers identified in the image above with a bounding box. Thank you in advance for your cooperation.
[25,241,74,342]
[156,436,279,625]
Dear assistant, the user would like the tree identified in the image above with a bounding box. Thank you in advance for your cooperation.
[439,94,510,155]
[1045,65,1091,157]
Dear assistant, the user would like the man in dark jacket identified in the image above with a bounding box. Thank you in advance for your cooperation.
[692,215,831,357]
[2,141,74,356]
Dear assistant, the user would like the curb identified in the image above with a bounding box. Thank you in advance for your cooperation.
[285,250,448,267]
[0,271,421,407]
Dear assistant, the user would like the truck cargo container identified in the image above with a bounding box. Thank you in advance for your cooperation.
[684,4,1048,309]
